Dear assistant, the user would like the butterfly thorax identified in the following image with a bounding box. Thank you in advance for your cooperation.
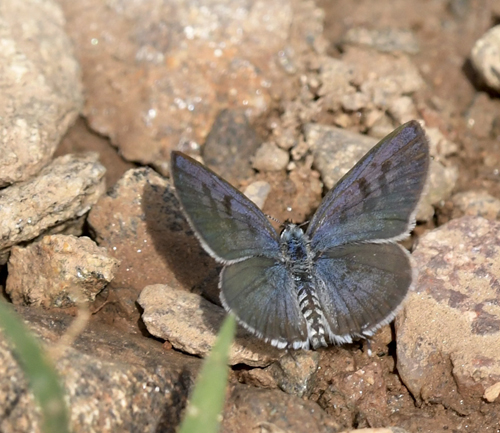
[279,223,313,276]
[280,223,328,349]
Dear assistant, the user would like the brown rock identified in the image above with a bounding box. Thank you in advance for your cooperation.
[6,235,119,308]
[0,0,82,187]
[451,190,500,220]
[0,306,200,433]
[318,360,389,428]
[0,153,106,264]
[138,284,281,367]
[59,0,325,175]
[397,216,500,413]
[221,385,340,433]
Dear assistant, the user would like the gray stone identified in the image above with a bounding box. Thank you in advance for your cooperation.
[252,142,290,172]
[0,153,106,264]
[138,284,282,367]
[202,109,262,185]
[0,0,82,187]
[471,25,500,91]
[244,181,271,210]
[6,235,119,308]
[342,27,419,54]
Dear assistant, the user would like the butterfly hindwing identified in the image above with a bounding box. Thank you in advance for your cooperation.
[307,121,429,252]
[171,151,281,263]
[312,243,412,342]
[220,256,309,349]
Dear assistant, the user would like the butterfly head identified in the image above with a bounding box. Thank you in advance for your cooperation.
[279,222,313,265]
[279,221,303,241]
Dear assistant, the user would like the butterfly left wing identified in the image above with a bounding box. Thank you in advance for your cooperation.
[306,121,429,252]
[312,243,412,342]
[220,256,309,349]
[171,151,281,263]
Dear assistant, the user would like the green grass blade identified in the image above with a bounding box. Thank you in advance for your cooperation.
[179,314,236,433]
[0,300,70,433]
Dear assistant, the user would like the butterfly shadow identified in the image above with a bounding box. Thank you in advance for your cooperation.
[141,175,221,300]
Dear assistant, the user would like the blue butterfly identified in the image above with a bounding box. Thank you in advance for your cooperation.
[171,121,429,350]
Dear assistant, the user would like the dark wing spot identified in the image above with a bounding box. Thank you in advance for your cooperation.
[381,159,392,174]
[222,194,233,216]
[357,177,370,198]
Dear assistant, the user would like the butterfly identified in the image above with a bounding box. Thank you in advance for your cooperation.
[170,120,429,350]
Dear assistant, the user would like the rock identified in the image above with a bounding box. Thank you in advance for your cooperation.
[317,48,424,122]
[471,25,500,91]
[252,142,290,172]
[388,96,419,125]
[221,385,341,433]
[0,306,200,433]
[318,57,357,112]
[0,153,106,264]
[6,235,119,308]
[318,360,389,428]
[87,168,217,303]
[59,0,325,175]
[419,159,458,222]
[138,284,282,367]
[243,181,271,210]
[264,351,320,397]
[202,109,262,185]
[451,190,500,220]
[304,123,457,222]
[339,428,409,433]
[342,27,420,54]
[0,0,82,187]
[484,382,500,403]
[305,123,377,190]
[424,126,459,159]
[345,47,424,109]
[396,216,500,413]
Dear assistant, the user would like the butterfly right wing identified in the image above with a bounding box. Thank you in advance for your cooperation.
[312,242,413,342]
[171,151,281,263]
[220,256,309,349]
[306,121,429,251]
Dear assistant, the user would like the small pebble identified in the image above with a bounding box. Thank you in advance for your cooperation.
[253,142,289,172]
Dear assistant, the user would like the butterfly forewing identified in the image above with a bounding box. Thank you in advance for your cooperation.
[307,121,429,252]
[313,243,412,341]
[220,256,309,349]
[171,151,281,263]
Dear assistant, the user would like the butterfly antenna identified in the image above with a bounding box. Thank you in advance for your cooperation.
[265,214,282,224]
[298,220,310,229]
